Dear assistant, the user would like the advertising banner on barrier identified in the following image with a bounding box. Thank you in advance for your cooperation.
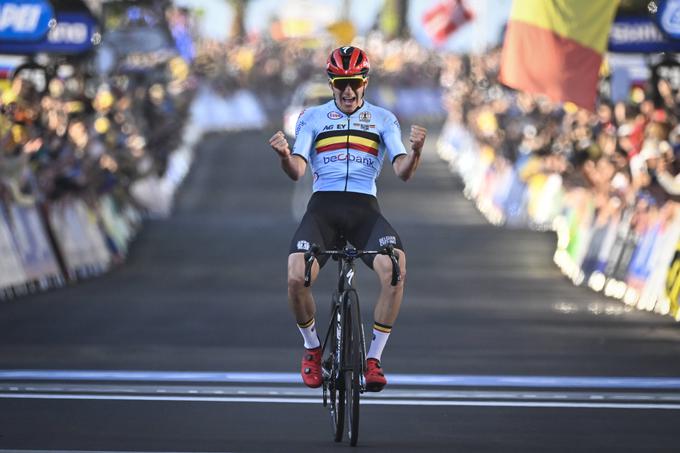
[637,210,680,311]
[73,199,110,267]
[48,200,110,276]
[8,204,61,282]
[0,10,97,55]
[666,241,680,317]
[608,16,680,53]
[654,0,680,40]
[0,0,54,42]
[47,202,78,276]
[98,195,133,254]
[0,206,27,288]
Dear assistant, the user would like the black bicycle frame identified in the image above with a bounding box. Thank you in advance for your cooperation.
[303,243,400,445]
[305,244,399,381]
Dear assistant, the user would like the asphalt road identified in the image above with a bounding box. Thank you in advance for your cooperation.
[1,126,680,452]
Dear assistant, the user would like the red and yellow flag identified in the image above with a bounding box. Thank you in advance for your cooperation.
[499,0,620,111]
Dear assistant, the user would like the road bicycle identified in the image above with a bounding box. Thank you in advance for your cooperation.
[303,242,400,446]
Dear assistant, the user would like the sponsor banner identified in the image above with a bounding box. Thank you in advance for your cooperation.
[527,173,564,228]
[666,241,680,318]
[0,206,27,288]
[8,204,61,281]
[628,224,661,286]
[98,195,133,254]
[608,16,680,53]
[0,11,97,55]
[655,0,680,40]
[73,200,110,268]
[0,0,54,42]
[48,200,110,276]
[638,209,680,313]
[48,201,82,275]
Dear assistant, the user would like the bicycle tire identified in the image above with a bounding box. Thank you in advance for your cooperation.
[344,289,362,446]
[331,300,345,442]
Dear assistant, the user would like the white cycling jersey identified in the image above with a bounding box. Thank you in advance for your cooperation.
[292,100,407,196]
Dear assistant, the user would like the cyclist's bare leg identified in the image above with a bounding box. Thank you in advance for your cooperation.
[372,250,407,325]
[288,252,320,323]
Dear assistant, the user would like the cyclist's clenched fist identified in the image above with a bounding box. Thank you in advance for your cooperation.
[409,125,427,155]
[269,131,291,159]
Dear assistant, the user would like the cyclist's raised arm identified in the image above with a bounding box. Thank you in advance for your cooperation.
[269,130,306,181]
[392,124,427,182]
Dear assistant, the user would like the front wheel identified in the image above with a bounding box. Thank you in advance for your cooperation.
[344,289,363,446]
[328,301,345,442]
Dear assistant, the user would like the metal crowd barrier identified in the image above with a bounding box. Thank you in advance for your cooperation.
[438,122,680,321]
[0,196,140,300]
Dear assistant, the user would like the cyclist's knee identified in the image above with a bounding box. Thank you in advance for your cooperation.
[288,253,312,293]
[374,251,406,289]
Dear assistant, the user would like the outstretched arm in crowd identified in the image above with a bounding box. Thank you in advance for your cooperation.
[393,125,427,181]
[657,158,680,196]
[269,131,306,181]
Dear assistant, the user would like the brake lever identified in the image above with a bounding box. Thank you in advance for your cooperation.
[383,245,401,287]
[303,244,320,287]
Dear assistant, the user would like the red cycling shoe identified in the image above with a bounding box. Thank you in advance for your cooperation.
[365,358,387,392]
[301,347,323,388]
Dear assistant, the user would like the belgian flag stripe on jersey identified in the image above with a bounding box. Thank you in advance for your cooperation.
[316,135,378,150]
[316,142,347,153]
[316,129,381,143]
[315,130,380,156]
[317,142,378,155]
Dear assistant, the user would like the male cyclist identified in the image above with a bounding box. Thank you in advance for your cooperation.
[269,46,426,392]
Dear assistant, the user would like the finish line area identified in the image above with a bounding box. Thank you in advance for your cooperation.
[1,370,679,410]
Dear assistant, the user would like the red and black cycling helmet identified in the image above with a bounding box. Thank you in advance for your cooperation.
[326,46,370,77]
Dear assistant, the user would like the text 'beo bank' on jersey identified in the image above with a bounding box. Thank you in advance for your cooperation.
[292,100,407,196]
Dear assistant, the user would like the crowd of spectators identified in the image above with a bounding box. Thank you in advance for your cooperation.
[0,58,195,213]
[444,48,680,206]
[192,32,444,112]
[438,47,680,312]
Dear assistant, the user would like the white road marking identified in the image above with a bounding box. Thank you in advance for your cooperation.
[2,370,678,409]
[2,370,680,389]
[2,383,680,403]
[1,392,680,409]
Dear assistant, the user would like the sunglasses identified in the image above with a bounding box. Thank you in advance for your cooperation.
[330,76,366,91]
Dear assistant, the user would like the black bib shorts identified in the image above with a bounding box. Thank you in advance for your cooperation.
[289,191,404,269]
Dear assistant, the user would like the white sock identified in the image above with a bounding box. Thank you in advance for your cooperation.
[367,322,392,361]
[297,318,320,349]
